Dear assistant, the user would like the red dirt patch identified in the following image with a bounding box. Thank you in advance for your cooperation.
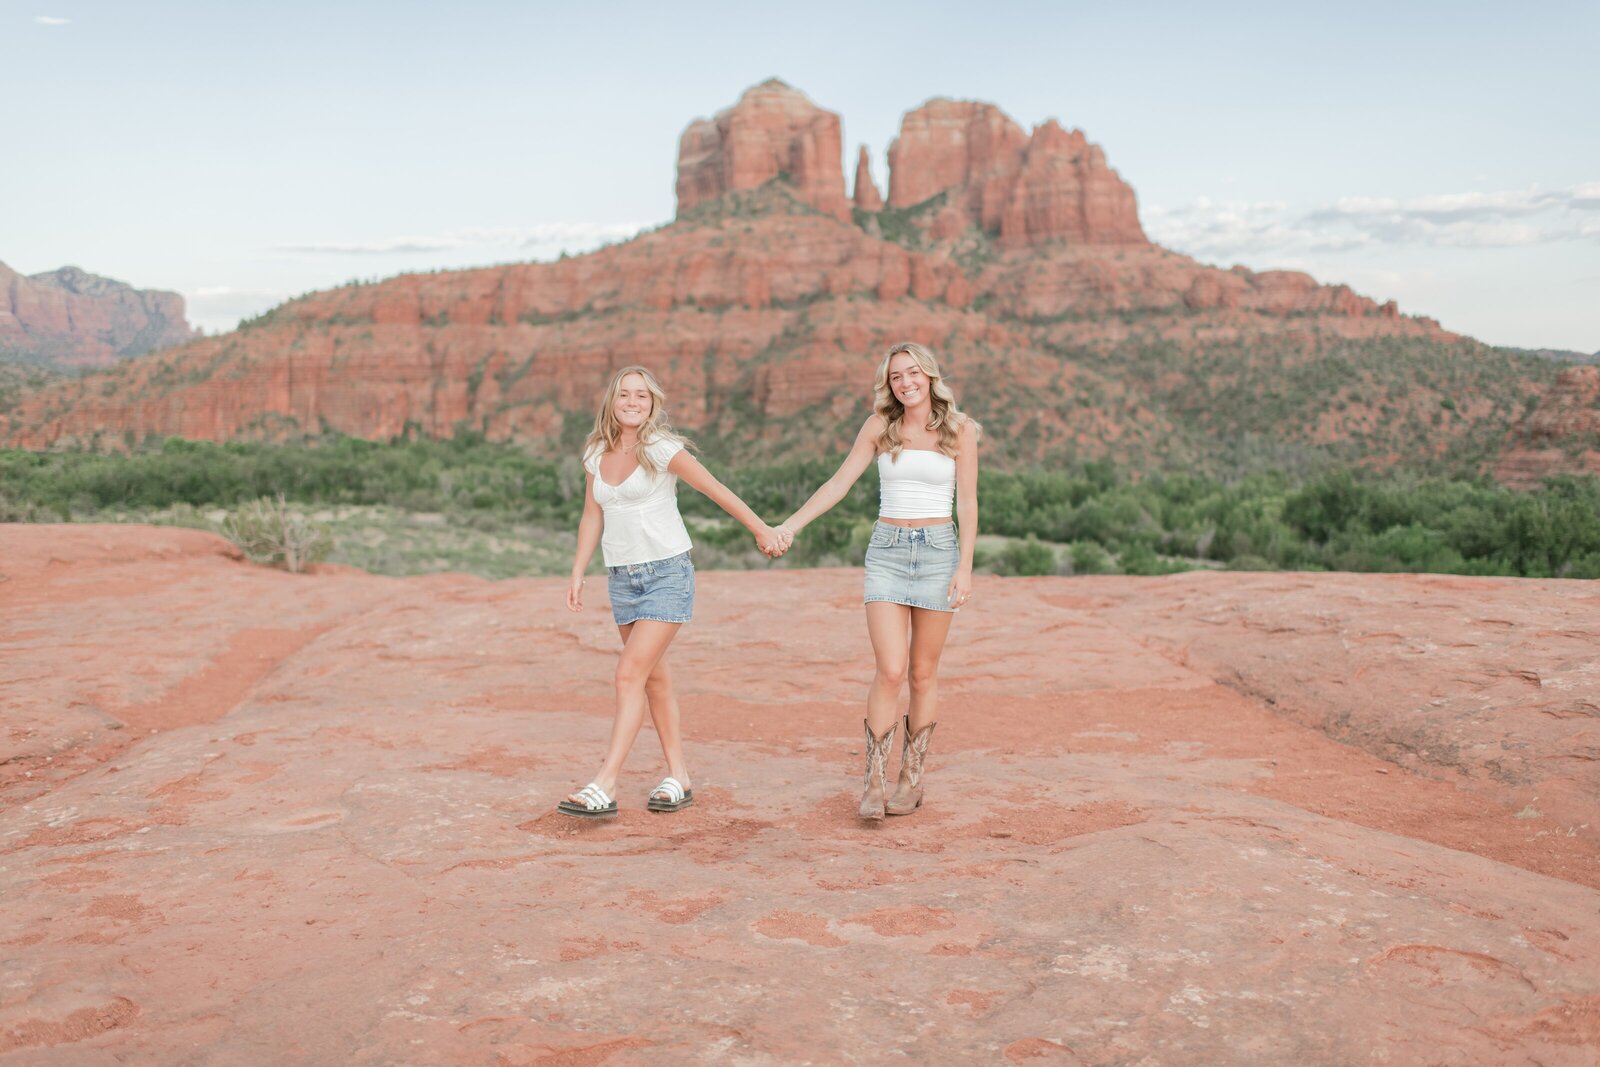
[842,906,956,937]
[117,627,329,733]
[753,911,847,948]
[0,996,140,1055]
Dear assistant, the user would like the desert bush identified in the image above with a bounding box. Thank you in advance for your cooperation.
[221,494,332,573]
[991,535,1057,577]
[1069,541,1118,575]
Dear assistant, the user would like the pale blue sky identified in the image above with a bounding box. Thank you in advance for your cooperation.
[4,1,1597,349]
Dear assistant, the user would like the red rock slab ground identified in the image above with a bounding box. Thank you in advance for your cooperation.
[2,525,1598,1065]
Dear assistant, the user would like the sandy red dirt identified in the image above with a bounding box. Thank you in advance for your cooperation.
[2,526,1598,1064]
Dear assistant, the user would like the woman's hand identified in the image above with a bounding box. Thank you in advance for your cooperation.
[566,574,586,612]
[755,523,788,557]
[947,567,973,611]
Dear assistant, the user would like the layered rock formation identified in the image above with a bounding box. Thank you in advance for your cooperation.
[11,79,1531,476]
[676,79,850,222]
[0,262,194,368]
[0,361,60,415]
[882,100,1145,247]
[1495,365,1600,487]
[851,145,882,212]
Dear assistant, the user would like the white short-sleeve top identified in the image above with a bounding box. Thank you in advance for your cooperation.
[583,436,693,567]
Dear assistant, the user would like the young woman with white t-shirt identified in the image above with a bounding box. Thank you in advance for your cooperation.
[560,365,787,818]
[778,342,979,821]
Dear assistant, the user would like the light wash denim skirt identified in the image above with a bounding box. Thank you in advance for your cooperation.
[607,550,695,626]
[863,521,958,613]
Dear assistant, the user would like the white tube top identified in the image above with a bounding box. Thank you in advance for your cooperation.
[877,449,955,519]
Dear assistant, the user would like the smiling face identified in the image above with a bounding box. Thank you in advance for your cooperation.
[887,352,931,409]
[611,372,654,431]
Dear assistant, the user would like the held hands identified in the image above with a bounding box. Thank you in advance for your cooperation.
[947,567,973,611]
[755,522,795,558]
[566,574,586,612]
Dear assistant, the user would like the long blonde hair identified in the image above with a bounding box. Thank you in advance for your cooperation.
[873,341,978,458]
[583,365,689,475]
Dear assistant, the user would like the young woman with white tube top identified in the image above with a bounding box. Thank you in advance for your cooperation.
[777,341,979,821]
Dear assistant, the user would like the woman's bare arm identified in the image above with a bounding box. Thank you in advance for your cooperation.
[567,473,604,611]
[782,416,882,534]
[669,451,785,554]
[948,418,979,607]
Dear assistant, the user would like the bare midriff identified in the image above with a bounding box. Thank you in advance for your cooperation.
[877,515,952,528]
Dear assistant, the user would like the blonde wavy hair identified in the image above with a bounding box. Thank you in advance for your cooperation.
[583,365,689,475]
[873,341,978,459]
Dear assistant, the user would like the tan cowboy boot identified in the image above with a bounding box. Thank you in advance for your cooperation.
[886,716,937,816]
[858,719,898,821]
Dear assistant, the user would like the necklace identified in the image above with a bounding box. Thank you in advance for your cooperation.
[619,440,637,454]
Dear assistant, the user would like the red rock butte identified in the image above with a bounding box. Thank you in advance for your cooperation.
[12,77,1578,486]
[676,79,851,222]
[0,262,194,368]
[886,99,1147,248]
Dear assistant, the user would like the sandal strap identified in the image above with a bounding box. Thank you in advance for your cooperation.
[575,783,612,810]
[652,777,685,803]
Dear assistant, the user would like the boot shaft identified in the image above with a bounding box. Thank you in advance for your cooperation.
[898,718,938,790]
[862,719,899,791]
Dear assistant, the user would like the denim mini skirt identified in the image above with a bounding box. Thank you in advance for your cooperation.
[607,550,695,626]
[863,521,959,613]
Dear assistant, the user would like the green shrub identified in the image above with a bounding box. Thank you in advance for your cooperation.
[1069,541,1117,575]
[221,494,332,573]
[992,535,1057,577]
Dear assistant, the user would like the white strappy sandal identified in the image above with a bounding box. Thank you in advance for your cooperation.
[558,782,618,819]
[647,776,694,813]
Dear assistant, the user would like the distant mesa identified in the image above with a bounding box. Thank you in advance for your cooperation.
[0,261,195,369]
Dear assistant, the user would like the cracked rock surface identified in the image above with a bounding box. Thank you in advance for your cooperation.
[3,527,1598,1065]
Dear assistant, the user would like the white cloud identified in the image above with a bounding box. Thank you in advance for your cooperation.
[184,286,286,334]
[277,236,463,255]
[33,15,71,24]
[275,222,644,257]
[1146,181,1600,262]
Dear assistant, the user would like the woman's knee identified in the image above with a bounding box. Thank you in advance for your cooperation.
[615,659,652,691]
[908,661,940,693]
[875,659,909,688]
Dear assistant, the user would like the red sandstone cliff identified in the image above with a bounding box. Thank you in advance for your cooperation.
[5,80,1507,474]
[0,262,195,369]
[1495,366,1600,487]
[676,79,850,222]
[882,100,1145,247]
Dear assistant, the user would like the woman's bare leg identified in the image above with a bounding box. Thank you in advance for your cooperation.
[568,619,681,802]
[642,652,691,796]
[864,602,912,735]
[883,606,956,815]
[906,607,956,732]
